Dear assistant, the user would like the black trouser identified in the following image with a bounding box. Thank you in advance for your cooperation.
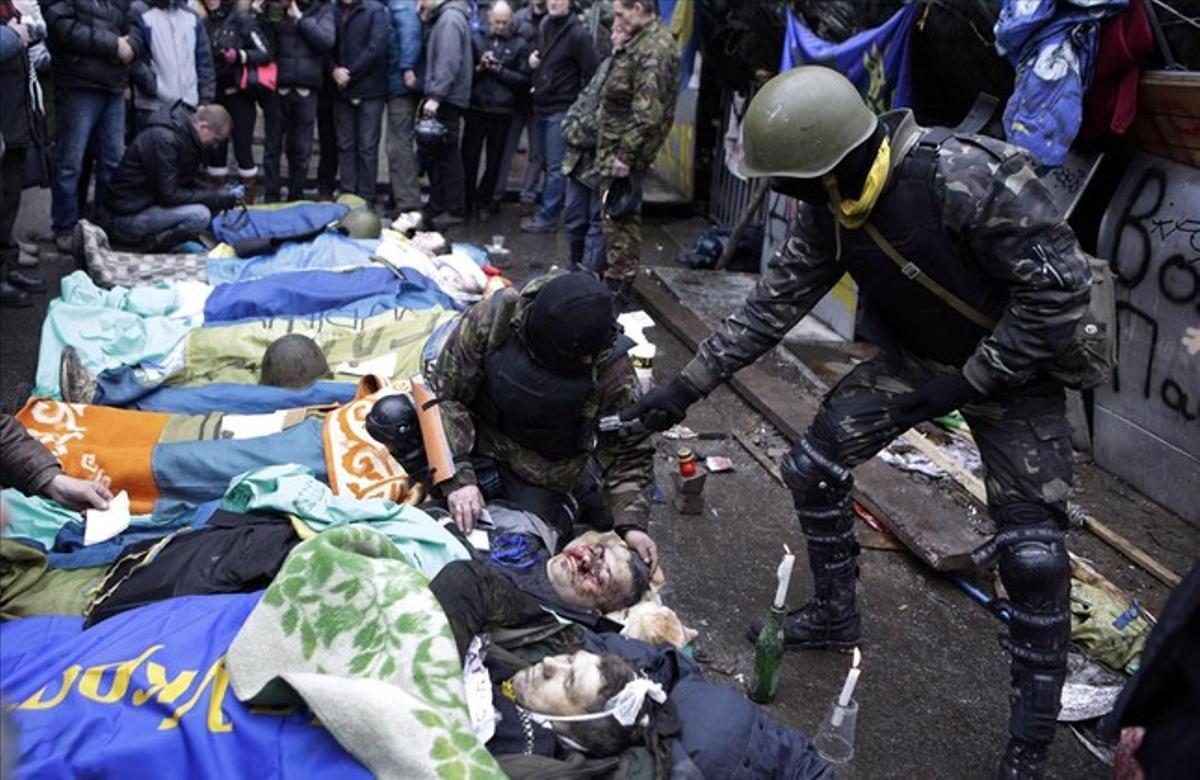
[1,148,27,276]
[424,103,466,217]
[209,89,279,177]
[475,459,576,546]
[263,88,319,199]
[316,80,338,193]
[461,109,512,215]
[333,95,385,200]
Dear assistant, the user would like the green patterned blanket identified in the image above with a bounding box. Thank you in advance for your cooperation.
[226,525,504,779]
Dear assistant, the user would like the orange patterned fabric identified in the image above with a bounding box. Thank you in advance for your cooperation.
[322,377,423,505]
[16,399,170,514]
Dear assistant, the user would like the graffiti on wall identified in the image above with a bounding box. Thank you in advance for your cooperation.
[1096,152,1200,525]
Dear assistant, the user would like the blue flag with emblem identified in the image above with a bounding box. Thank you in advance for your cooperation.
[0,593,370,779]
[781,5,919,111]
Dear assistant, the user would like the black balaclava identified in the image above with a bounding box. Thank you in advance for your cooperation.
[524,273,614,376]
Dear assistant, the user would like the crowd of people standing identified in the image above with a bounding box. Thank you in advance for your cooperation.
[0,0,680,308]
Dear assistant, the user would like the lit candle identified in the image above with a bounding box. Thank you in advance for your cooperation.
[838,647,862,707]
[773,545,795,609]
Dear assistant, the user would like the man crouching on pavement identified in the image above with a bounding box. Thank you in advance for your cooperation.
[97,101,241,252]
[424,271,659,572]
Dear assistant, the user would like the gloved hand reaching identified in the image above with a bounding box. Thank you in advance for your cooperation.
[620,374,704,433]
[226,183,246,201]
[891,373,979,433]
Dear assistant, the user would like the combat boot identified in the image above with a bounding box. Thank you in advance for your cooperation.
[747,538,861,650]
[997,738,1050,780]
[605,276,633,315]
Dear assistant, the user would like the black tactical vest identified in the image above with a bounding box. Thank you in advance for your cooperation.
[820,128,1010,366]
[475,334,633,462]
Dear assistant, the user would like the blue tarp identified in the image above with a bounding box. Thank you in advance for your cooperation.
[781,4,918,111]
[206,232,381,285]
[0,593,370,779]
[203,265,460,324]
[210,202,350,244]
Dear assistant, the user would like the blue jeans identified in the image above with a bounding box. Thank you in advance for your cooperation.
[533,111,567,224]
[564,175,606,274]
[104,205,212,251]
[52,89,126,235]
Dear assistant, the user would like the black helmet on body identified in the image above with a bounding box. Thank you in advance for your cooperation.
[365,394,426,473]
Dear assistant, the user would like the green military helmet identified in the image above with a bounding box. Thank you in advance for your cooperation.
[738,66,878,179]
[337,207,383,239]
[260,334,331,388]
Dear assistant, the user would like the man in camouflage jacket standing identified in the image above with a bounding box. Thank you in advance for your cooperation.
[428,271,659,572]
[624,67,1099,779]
[561,22,625,275]
[596,0,678,304]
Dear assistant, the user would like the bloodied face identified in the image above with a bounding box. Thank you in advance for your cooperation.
[545,532,644,612]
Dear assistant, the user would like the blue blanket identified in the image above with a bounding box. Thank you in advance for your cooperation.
[0,593,370,779]
[206,232,381,285]
[210,202,350,245]
[93,368,358,413]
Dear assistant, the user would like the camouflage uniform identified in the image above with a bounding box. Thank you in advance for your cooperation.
[683,110,1092,758]
[428,275,653,533]
[595,17,680,282]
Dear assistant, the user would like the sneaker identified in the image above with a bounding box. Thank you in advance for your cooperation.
[0,280,32,308]
[17,240,39,257]
[59,346,97,404]
[6,269,47,293]
[520,217,558,234]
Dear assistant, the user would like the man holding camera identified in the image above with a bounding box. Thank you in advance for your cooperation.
[0,0,46,307]
[264,0,335,201]
[461,0,527,222]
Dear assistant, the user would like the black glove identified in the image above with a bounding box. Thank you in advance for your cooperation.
[620,375,704,433]
[892,373,979,432]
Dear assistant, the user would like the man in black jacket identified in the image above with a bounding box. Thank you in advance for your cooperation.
[100,102,238,251]
[264,0,335,200]
[418,0,471,226]
[460,0,526,222]
[1,0,47,308]
[519,0,596,233]
[42,0,145,251]
[330,0,388,199]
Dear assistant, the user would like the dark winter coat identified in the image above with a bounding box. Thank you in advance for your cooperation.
[272,0,334,88]
[420,0,470,109]
[0,414,61,497]
[103,100,237,215]
[530,12,596,115]
[333,0,389,99]
[384,0,420,97]
[0,0,33,148]
[201,0,273,94]
[40,0,145,94]
[468,26,528,114]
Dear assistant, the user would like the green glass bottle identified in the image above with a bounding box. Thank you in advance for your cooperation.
[749,606,785,704]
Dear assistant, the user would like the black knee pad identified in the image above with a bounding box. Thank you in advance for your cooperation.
[779,435,853,510]
[988,503,1071,609]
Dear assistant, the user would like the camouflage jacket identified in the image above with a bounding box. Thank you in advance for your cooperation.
[429,275,653,530]
[596,18,680,174]
[682,110,1093,398]
[562,54,615,188]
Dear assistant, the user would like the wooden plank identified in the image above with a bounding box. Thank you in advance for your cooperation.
[1132,71,1200,168]
[635,271,985,571]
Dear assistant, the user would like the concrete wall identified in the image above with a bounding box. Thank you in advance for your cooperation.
[1095,152,1200,526]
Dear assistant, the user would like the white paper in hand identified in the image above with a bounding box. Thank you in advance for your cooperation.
[84,490,131,546]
